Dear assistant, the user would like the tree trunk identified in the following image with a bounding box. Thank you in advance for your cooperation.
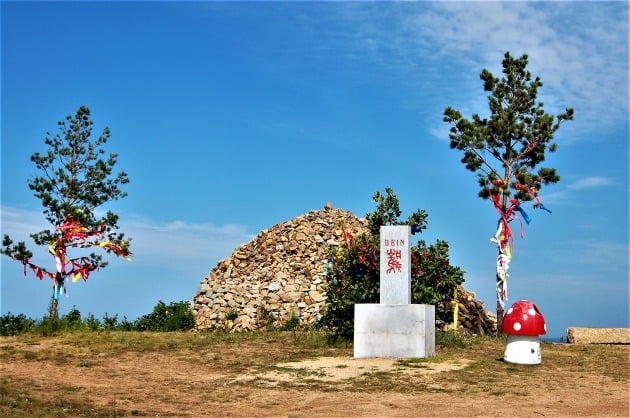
[497,177,509,336]
[49,297,59,319]
[496,300,504,335]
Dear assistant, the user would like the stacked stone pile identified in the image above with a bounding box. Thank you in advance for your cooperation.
[192,204,369,331]
[191,204,496,334]
[437,285,497,335]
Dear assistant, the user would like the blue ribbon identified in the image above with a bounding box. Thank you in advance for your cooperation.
[515,205,531,224]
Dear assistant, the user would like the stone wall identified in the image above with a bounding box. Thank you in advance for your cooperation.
[566,327,630,344]
[191,204,496,334]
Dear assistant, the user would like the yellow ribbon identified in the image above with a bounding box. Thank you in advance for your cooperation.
[452,286,459,331]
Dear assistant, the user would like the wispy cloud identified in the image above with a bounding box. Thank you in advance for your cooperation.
[327,2,627,141]
[0,206,49,237]
[414,2,628,135]
[549,239,629,276]
[566,176,615,190]
[543,176,617,206]
[121,215,253,266]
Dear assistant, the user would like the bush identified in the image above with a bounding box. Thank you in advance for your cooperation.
[133,300,194,332]
[64,306,82,325]
[0,301,195,335]
[279,312,301,331]
[320,233,380,340]
[84,313,101,331]
[38,315,62,336]
[321,188,464,340]
[102,312,119,330]
[0,312,35,336]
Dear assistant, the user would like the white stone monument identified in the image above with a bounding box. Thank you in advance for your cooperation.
[353,225,435,358]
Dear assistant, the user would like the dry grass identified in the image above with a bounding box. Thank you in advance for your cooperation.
[1,330,628,417]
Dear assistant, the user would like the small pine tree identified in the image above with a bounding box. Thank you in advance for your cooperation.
[1,106,131,318]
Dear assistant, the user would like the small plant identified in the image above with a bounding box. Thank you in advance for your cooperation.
[258,306,276,330]
[224,309,238,321]
[102,312,119,330]
[84,314,101,331]
[78,360,96,368]
[436,330,469,349]
[64,307,82,326]
[280,313,300,331]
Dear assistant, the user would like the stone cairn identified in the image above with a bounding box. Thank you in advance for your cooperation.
[439,285,497,335]
[192,204,496,334]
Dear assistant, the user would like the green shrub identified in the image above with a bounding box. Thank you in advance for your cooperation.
[225,309,238,321]
[0,301,195,335]
[133,300,194,332]
[436,330,469,348]
[38,315,62,336]
[258,306,276,329]
[0,312,35,336]
[102,312,119,330]
[118,316,134,331]
[280,312,300,331]
[84,314,102,331]
[321,188,464,340]
[64,307,82,326]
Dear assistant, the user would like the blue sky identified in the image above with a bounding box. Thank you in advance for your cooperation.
[1,1,628,338]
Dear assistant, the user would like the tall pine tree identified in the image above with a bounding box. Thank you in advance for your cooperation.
[443,52,573,332]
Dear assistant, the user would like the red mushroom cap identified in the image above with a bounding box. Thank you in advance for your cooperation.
[501,300,547,336]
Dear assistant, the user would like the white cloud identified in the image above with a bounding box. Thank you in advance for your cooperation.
[0,206,254,270]
[550,239,629,276]
[414,2,628,124]
[121,215,253,265]
[566,176,615,190]
[0,206,49,238]
[334,2,628,142]
[540,176,617,206]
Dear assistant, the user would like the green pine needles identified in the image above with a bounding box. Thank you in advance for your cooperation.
[444,52,573,208]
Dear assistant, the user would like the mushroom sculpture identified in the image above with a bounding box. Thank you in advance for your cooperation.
[502,300,547,364]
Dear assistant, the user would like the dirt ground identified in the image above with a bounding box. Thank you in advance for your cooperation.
[1,333,628,417]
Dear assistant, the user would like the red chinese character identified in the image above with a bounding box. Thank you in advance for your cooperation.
[386,249,402,273]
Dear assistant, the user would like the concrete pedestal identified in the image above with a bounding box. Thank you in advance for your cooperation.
[354,304,435,358]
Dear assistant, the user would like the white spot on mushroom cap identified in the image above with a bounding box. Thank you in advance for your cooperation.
[507,308,513,315]
[528,308,536,316]
[513,322,522,331]
[544,324,547,332]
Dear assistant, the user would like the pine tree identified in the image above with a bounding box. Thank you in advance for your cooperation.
[443,52,573,332]
[1,106,131,319]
